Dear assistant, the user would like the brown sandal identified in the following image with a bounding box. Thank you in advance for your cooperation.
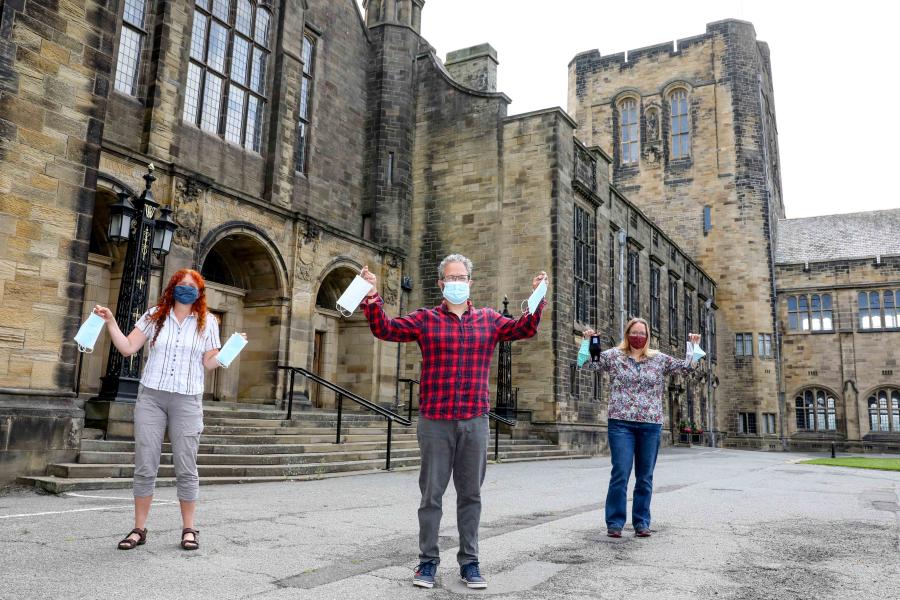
[181,528,199,550]
[117,528,147,550]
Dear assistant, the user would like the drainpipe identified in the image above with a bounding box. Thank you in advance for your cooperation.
[617,229,627,339]
[705,298,716,447]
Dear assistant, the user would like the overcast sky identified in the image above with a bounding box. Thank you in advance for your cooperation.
[357,0,899,219]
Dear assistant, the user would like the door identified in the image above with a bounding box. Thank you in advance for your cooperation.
[204,311,226,401]
[312,331,324,407]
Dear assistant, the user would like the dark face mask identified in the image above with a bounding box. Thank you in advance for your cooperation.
[627,334,648,350]
[174,285,200,305]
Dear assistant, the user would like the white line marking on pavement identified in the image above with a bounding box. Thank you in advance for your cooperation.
[64,492,138,501]
[0,499,177,520]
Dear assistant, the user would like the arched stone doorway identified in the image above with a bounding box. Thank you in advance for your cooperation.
[312,265,378,409]
[199,230,288,404]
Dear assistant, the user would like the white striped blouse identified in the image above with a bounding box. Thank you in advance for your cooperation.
[135,308,221,395]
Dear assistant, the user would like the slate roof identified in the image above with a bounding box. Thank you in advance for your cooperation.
[776,209,900,264]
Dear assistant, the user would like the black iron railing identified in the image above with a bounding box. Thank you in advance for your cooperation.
[277,366,412,470]
[398,377,419,421]
[488,410,515,462]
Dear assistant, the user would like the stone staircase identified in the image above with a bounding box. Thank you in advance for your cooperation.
[20,402,590,493]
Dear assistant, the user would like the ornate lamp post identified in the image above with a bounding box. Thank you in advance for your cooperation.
[97,165,177,403]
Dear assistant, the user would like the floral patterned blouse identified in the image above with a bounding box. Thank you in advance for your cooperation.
[583,347,698,424]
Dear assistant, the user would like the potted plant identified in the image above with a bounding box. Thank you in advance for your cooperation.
[678,420,692,443]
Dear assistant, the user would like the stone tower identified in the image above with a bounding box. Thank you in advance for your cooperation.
[568,20,784,445]
[363,0,426,251]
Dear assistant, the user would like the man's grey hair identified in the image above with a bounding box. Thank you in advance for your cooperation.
[438,254,473,280]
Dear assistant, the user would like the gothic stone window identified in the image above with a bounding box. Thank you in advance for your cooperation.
[734,332,752,357]
[573,205,596,325]
[868,388,900,433]
[683,289,694,341]
[608,230,616,324]
[737,412,757,434]
[295,34,317,173]
[627,249,640,318]
[859,290,900,330]
[669,88,690,159]
[668,275,679,343]
[757,333,773,358]
[619,98,639,165]
[649,264,660,333]
[787,293,833,331]
[184,0,271,152]
[114,0,148,95]
[795,388,837,432]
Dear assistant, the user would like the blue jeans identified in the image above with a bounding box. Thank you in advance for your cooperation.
[605,418,662,531]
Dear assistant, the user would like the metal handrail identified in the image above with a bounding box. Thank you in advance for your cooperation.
[277,366,411,470]
[488,411,516,462]
[398,377,419,421]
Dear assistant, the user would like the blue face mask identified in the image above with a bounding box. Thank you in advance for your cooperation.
[174,285,200,305]
[442,281,470,305]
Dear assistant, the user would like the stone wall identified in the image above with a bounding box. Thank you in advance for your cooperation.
[776,256,900,451]
[0,0,116,479]
[568,20,781,444]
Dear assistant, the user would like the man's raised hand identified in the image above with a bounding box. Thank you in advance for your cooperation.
[361,266,378,297]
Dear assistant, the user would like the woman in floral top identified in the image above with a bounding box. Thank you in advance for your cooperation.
[581,317,702,538]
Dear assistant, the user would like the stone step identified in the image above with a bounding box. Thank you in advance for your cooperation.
[200,425,423,436]
[18,470,418,494]
[51,447,582,479]
[50,457,426,479]
[76,443,563,466]
[201,417,400,428]
[80,439,420,454]
[196,433,420,445]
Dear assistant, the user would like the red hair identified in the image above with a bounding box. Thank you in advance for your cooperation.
[148,269,208,346]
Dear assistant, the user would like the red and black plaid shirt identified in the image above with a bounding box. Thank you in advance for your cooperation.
[363,295,545,420]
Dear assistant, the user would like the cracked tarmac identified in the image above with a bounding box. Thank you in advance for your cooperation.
[1,448,898,599]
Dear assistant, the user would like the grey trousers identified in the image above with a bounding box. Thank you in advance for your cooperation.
[417,415,489,566]
[133,384,204,501]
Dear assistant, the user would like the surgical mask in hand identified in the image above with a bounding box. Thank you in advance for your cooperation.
[442,281,470,305]
[689,342,707,362]
[526,278,548,314]
[577,339,591,367]
[336,275,375,317]
[74,313,106,353]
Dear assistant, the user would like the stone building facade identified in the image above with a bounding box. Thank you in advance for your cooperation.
[569,20,785,447]
[568,20,900,450]
[0,0,720,480]
[773,211,900,452]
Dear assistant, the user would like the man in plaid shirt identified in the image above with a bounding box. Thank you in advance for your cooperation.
[360,254,548,589]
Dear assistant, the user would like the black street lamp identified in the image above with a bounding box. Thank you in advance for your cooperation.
[96,164,177,403]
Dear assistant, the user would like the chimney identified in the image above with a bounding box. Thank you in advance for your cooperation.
[445,43,498,92]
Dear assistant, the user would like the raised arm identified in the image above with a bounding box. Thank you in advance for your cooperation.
[663,333,703,376]
[94,305,147,358]
[359,266,422,343]
[496,271,549,342]
[579,328,614,372]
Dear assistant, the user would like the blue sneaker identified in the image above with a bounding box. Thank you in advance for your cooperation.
[460,561,487,589]
[413,561,437,588]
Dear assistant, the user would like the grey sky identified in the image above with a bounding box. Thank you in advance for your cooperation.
[358,0,899,219]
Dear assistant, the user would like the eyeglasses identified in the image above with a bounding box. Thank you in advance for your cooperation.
[442,275,469,282]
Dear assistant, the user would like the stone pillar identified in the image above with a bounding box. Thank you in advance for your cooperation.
[0,0,115,480]
[445,44,498,93]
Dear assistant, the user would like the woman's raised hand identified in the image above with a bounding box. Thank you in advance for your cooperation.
[688,333,701,345]
[583,328,596,340]
[93,305,114,323]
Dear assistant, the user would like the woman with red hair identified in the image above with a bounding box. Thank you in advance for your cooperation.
[94,268,242,551]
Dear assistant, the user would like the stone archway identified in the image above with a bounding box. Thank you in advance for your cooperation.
[199,231,288,403]
[311,265,378,409]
